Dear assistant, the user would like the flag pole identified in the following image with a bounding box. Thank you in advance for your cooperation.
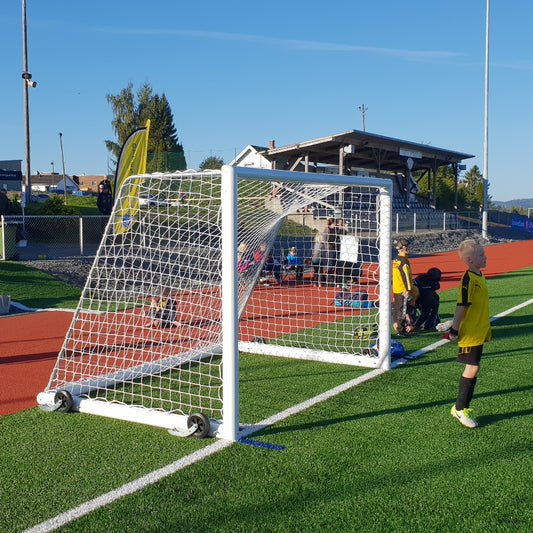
[482,0,490,242]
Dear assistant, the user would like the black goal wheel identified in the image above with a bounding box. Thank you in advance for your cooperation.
[54,390,74,413]
[187,412,211,439]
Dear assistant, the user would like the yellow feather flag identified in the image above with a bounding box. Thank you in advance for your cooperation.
[113,119,151,234]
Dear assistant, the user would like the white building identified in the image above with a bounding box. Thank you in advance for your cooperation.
[230,144,273,168]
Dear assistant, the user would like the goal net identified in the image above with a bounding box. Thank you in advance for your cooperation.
[37,166,392,441]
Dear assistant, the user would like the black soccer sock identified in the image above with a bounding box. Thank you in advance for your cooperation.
[456,376,476,411]
[465,376,477,408]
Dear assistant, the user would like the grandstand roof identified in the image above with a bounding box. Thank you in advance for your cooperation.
[261,129,474,174]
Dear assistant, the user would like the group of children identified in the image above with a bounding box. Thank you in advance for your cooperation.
[392,238,442,336]
[238,242,305,285]
[392,237,491,429]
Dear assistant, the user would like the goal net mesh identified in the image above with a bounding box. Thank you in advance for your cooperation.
[41,168,389,426]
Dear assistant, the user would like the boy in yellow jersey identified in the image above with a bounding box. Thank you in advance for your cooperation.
[444,239,491,428]
[391,239,414,336]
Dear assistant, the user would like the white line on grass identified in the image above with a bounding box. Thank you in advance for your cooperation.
[392,297,533,367]
[23,369,384,533]
[24,298,533,533]
[489,297,533,320]
[23,440,233,533]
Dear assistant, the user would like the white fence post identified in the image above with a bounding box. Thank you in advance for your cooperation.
[1,215,5,260]
[79,216,84,255]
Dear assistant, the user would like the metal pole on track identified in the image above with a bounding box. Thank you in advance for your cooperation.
[482,0,490,242]
[22,0,32,212]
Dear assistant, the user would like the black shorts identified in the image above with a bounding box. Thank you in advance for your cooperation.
[456,344,483,365]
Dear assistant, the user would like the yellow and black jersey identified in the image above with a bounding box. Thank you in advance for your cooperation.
[457,270,491,347]
[392,253,413,294]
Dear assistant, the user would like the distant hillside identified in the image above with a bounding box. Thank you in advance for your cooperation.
[492,198,533,209]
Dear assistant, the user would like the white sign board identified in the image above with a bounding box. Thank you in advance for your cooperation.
[339,235,359,262]
[399,148,422,159]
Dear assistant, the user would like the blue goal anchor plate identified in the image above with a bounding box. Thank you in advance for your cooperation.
[238,438,285,450]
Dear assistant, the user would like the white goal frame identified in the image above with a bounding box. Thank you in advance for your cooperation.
[37,165,392,442]
[221,166,392,440]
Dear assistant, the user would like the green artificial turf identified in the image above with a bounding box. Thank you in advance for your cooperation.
[0,261,81,310]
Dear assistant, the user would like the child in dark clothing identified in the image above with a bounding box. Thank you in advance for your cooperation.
[147,290,179,328]
[412,267,441,330]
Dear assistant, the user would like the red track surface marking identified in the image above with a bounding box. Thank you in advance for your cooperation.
[0,311,73,416]
[1,240,532,416]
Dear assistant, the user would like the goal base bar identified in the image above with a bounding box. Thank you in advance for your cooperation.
[36,392,223,438]
[238,341,386,368]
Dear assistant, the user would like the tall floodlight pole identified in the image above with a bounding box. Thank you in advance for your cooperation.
[59,133,68,205]
[357,104,368,132]
[482,0,490,241]
[22,0,32,202]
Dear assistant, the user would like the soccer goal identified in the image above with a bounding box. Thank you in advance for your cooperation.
[37,166,392,441]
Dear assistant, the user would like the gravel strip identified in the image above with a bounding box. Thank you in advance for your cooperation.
[21,258,94,289]
[20,228,531,288]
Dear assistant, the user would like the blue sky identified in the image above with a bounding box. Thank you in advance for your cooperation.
[1,0,531,201]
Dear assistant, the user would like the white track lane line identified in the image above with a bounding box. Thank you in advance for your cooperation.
[23,369,384,533]
[24,298,533,533]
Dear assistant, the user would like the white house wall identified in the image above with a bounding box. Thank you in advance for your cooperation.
[230,145,272,169]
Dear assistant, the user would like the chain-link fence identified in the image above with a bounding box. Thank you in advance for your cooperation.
[392,210,484,233]
[0,209,523,262]
[1,215,109,260]
[392,209,527,234]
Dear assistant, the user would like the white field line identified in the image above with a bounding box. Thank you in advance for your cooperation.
[23,369,383,533]
[392,297,533,367]
[24,298,533,533]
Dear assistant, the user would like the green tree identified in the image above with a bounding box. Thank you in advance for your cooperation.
[462,165,483,208]
[412,164,492,211]
[200,156,224,170]
[105,82,186,174]
[434,165,457,210]
[105,81,136,160]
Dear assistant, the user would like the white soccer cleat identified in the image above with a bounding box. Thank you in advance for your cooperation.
[451,405,478,428]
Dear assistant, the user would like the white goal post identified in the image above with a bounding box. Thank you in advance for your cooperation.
[37,165,392,442]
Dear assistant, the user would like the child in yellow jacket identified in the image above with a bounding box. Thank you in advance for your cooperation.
[391,239,414,336]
